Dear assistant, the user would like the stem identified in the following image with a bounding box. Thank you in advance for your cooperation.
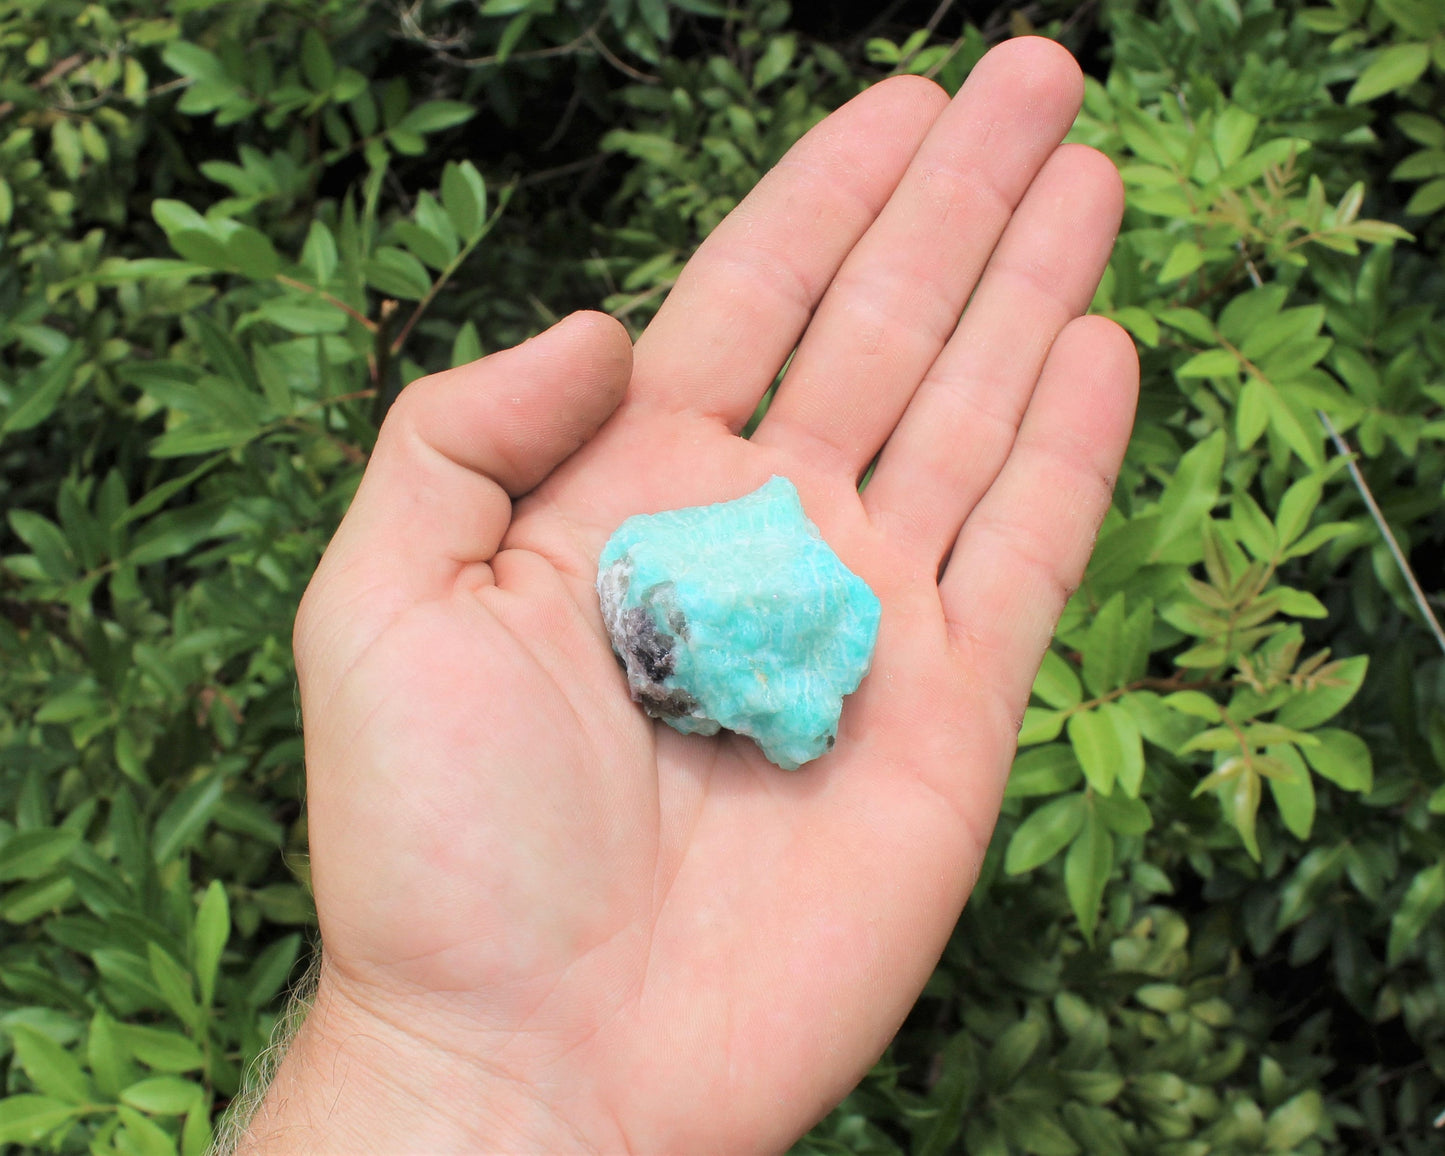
[275,275,377,331]
[1317,411,1445,657]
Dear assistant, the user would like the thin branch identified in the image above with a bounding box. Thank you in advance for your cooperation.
[1317,411,1445,657]
[275,275,377,332]
[587,28,659,84]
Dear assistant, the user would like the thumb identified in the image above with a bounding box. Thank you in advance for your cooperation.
[299,310,632,646]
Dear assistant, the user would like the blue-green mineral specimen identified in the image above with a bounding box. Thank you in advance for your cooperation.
[596,476,881,770]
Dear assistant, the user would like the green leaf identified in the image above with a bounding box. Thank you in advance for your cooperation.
[1006,745,1083,799]
[1267,745,1315,840]
[451,321,483,368]
[194,879,230,1006]
[1224,764,1262,860]
[148,943,200,1030]
[117,1106,181,1156]
[1347,43,1431,105]
[1158,240,1205,282]
[0,875,76,923]
[753,33,796,89]
[987,1015,1043,1089]
[1404,177,1445,216]
[121,1076,205,1116]
[153,772,225,864]
[88,1010,130,1097]
[1033,649,1082,708]
[300,27,336,91]
[300,220,339,286]
[1266,1089,1327,1150]
[1005,793,1086,875]
[8,509,79,582]
[1388,862,1445,965]
[120,1026,205,1073]
[225,225,283,278]
[1274,655,1367,728]
[1176,348,1239,378]
[1301,728,1373,792]
[394,100,476,135]
[0,1095,80,1146]
[1094,791,1153,836]
[163,41,226,81]
[1213,105,1258,167]
[441,161,488,242]
[2,345,83,436]
[1068,708,1131,796]
[7,1024,92,1103]
[365,246,432,300]
[1151,430,1225,561]
[0,828,79,882]
[1066,808,1114,945]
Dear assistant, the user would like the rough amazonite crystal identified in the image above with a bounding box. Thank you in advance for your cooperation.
[596,476,881,770]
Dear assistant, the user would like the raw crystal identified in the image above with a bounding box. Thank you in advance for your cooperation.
[596,476,881,770]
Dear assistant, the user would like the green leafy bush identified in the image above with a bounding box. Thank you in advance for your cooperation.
[1,1,1442,1153]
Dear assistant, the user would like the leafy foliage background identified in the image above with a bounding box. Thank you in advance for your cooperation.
[1,0,1443,1152]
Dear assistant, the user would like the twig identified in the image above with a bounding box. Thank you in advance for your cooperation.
[275,275,377,332]
[586,28,659,84]
[0,53,85,119]
[1317,411,1445,657]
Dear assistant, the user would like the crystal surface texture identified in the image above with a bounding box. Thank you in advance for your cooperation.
[596,476,881,770]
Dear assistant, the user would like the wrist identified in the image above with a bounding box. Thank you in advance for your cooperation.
[233,964,620,1155]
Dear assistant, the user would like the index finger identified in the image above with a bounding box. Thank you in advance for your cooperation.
[629,75,949,428]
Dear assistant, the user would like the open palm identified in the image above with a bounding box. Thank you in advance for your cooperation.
[268,37,1138,1156]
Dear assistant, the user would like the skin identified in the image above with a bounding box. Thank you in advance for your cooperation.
[240,37,1139,1156]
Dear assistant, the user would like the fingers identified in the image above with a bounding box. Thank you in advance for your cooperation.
[305,312,633,621]
[862,143,1124,553]
[750,37,1084,477]
[629,74,949,427]
[938,315,1138,715]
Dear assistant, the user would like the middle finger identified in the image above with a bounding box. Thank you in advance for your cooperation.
[750,37,1084,479]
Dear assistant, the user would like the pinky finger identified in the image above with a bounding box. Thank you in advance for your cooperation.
[938,315,1139,711]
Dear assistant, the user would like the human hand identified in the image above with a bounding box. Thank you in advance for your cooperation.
[241,36,1138,1155]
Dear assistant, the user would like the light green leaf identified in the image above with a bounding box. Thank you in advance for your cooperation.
[442,161,488,242]
[1033,648,1082,708]
[88,1010,129,1097]
[1266,1089,1327,1150]
[300,220,338,285]
[1068,708,1129,796]
[1347,43,1431,105]
[0,1095,81,1146]
[1176,348,1239,378]
[753,33,796,89]
[121,1076,205,1116]
[1005,745,1083,799]
[120,1026,205,1073]
[365,246,432,300]
[194,879,230,1006]
[1302,728,1373,792]
[1267,745,1315,840]
[394,100,476,135]
[7,1024,92,1103]
[1004,794,1086,875]
[148,944,200,1030]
